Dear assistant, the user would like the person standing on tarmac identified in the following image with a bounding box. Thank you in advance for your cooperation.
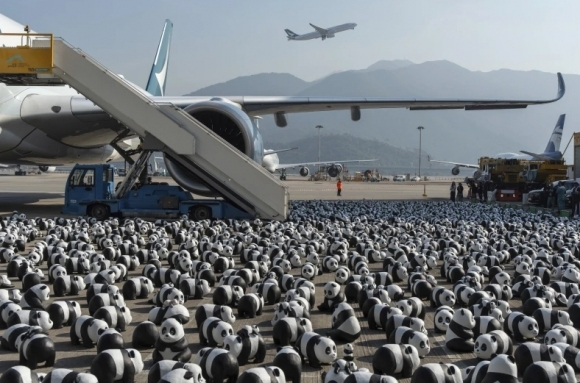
[450,181,456,202]
[557,183,566,214]
[336,179,343,197]
[457,182,464,202]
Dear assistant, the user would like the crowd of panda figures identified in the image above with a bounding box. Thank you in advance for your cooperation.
[2,200,580,382]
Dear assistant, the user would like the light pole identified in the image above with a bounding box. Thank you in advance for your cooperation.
[417,126,424,177]
[315,125,323,173]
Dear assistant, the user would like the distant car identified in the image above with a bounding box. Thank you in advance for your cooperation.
[410,176,421,182]
[528,180,578,207]
[118,169,127,176]
[393,175,406,182]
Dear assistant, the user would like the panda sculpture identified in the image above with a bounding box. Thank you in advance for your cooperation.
[434,306,454,333]
[20,284,50,310]
[474,330,513,360]
[523,297,552,316]
[1,323,30,351]
[514,343,565,377]
[523,361,576,383]
[153,318,191,363]
[385,315,426,338]
[70,316,109,347]
[237,366,286,383]
[96,328,125,353]
[387,326,430,358]
[445,308,476,352]
[223,325,266,366]
[545,324,580,347]
[397,297,426,320]
[237,293,264,318]
[194,304,236,328]
[0,366,44,383]
[212,285,244,307]
[473,316,502,338]
[194,347,239,383]
[18,326,56,369]
[0,289,22,303]
[132,321,159,349]
[0,300,22,329]
[552,342,580,373]
[462,361,490,383]
[372,344,420,378]
[53,275,86,297]
[327,302,361,343]
[7,310,53,332]
[147,361,204,383]
[367,304,403,331]
[273,345,302,383]
[533,308,573,333]
[410,363,462,383]
[90,348,144,383]
[504,312,539,342]
[273,317,313,346]
[122,277,154,300]
[199,316,234,347]
[430,286,455,308]
[318,282,346,311]
[151,284,185,307]
[249,283,281,305]
[88,292,125,316]
[295,332,337,368]
[93,305,132,332]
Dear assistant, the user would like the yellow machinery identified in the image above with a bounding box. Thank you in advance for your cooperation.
[0,32,54,74]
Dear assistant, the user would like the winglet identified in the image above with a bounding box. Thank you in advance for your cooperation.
[556,72,565,100]
[145,19,173,97]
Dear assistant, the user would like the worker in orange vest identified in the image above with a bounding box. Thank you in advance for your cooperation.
[336,179,342,196]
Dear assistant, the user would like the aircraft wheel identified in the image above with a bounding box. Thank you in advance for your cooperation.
[90,204,110,221]
[190,205,212,221]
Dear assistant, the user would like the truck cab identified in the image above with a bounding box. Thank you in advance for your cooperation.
[63,164,115,216]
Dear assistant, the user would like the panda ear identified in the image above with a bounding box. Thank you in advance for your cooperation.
[128,349,136,358]
[405,346,413,354]
[447,365,456,375]
[490,335,496,342]
[272,368,281,377]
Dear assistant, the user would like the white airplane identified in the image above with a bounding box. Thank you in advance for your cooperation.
[429,114,566,177]
[285,22,357,41]
[0,13,566,196]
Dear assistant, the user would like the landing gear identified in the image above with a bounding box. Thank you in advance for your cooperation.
[279,170,287,181]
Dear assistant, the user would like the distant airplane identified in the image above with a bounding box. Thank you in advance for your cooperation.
[429,114,566,177]
[285,22,357,41]
[262,148,376,180]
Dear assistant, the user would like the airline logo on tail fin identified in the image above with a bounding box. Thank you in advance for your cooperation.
[285,29,298,39]
[145,19,173,97]
[544,114,565,153]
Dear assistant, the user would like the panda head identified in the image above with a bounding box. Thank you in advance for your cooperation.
[406,330,430,358]
[545,328,568,345]
[557,310,574,326]
[126,348,144,374]
[9,289,22,302]
[196,279,211,295]
[223,334,244,357]
[325,257,339,272]
[335,268,349,284]
[35,311,53,332]
[516,315,539,339]
[213,320,234,346]
[75,373,99,383]
[487,354,517,377]
[33,284,50,301]
[160,318,185,344]
[453,309,476,329]
[324,282,341,300]
[88,318,109,342]
[386,285,404,301]
[474,333,497,359]
[278,259,291,273]
[375,288,391,305]
[328,359,353,378]
[289,253,302,267]
[167,288,185,305]
[301,263,316,280]
[118,306,132,323]
[402,344,421,368]
[435,306,454,332]
[440,290,456,306]
[314,336,337,364]
[266,366,285,383]
[458,286,475,305]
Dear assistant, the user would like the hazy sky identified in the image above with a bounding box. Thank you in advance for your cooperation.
[3,1,579,95]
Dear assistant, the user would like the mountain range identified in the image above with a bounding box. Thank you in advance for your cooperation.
[185,60,579,165]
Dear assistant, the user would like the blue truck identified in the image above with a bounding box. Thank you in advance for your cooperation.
[61,164,253,220]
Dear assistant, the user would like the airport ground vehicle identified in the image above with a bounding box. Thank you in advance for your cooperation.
[527,179,579,207]
[393,175,406,182]
[61,164,252,220]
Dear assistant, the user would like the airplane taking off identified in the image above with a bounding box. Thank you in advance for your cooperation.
[429,114,566,177]
[0,13,566,197]
[285,22,357,41]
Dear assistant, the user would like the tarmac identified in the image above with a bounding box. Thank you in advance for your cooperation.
[0,172,487,383]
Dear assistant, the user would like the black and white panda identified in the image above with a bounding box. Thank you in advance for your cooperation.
[151,284,185,307]
[545,324,580,347]
[46,300,81,329]
[153,318,191,363]
[7,309,53,332]
[237,366,287,383]
[199,316,234,347]
[473,316,502,338]
[533,308,574,333]
[53,275,86,297]
[462,360,490,383]
[86,283,119,304]
[484,284,513,301]
[387,326,430,358]
[523,297,552,316]
[148,300,190,325]
[372,344,420,378]
[454,283,476,307]
[474,330,513,360]
[273,317,313,346]
[194,304,236,328]
[295,332,337,368]
[93,305,132,332]
[411,279,433,301]
[335,267,350,285]
[212,285,244,307]
[434,306,454,333]
[88,292,125,316]
[1,323,30,351]
[410,363,462,383]
[90,348,144,383]
[122,277,154,300]
[317,282,345,312]
[327,302,361,343]
[301,262,320,280]
[553,342,580,373]
[385,315,427,338]
[272,346,302,383]
[148,361,203,383]
[179,278,211,300]
[0,366,45,383]
[194,347,239,383]
[223,325,266,366]
[20,284,50,310]
[238,293,265,318]
[367,304,403,331]
[430,286,455,308]
[285,287,316,308]
[344,281,363,304]
[41,369,99,383]
[504,312,539,342]
[131,321,159,349]
[70,315,109,347]
[0,288,22,303]
[96,328,125,353]
[479,354,518,383]
[396,297,426,320]
[0,300,21,329]
[344,371,398,383]
[18,327,56,369]
[251,283,282,305]
[522,361,576,383]
[47,264,67,283]
[219,275,248,292]
[445,308,476,352]
[514,343,565,376]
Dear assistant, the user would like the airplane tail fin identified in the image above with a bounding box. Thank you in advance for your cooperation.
[544,114,565,153]
[285,29,298,39]
[145,19,173,97]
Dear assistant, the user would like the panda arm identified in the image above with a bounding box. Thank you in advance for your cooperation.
[169,337,188,352]
[254,337,266,363]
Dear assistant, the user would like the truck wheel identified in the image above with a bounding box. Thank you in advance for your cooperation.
[190,205,212,221]
[90,204,110,220]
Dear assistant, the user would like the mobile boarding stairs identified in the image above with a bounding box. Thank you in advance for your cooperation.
[0,33,288,220]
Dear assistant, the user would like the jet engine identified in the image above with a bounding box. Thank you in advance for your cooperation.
[164,98,263,196]
[451,166,460,176]
[327,165,341,178]
[299,167,310,177]
[38,166,56,172]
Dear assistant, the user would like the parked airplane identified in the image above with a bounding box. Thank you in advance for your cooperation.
[429,114,566,177]
[0,13,566,196]
[285,22,357,41]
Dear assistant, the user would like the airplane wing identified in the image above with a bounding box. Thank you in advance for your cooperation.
[264,147,298,155]
[159,73,565,117]
[309,23,329,35]
[519,150,553,161]
[275,159,377,170]
[428,159,480,169]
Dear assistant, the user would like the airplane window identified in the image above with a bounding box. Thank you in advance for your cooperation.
[82,169,95,186]
[69,169,84,186]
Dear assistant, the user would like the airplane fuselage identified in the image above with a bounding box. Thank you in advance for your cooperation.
[494,151,563,161]
[288,23,357,41]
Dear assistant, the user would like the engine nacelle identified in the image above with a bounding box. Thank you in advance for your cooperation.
[451,166,460,176]
[327,165,340,178]
[299,167,310,177]
[164,99,262,196]
[39,166,56,172]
